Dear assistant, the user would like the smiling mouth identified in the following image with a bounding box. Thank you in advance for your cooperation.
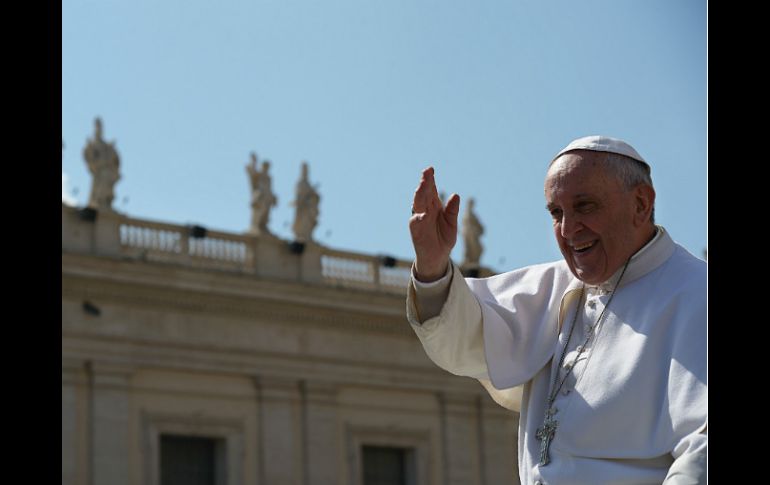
[572,241,596,253]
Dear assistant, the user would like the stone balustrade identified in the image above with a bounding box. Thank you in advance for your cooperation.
[63,204,412,294]
[119,218,250,272]
[321,248,411,293]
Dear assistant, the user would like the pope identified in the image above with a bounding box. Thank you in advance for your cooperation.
[407,136,707,484]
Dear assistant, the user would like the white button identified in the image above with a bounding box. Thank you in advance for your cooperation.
[576,345,584,352]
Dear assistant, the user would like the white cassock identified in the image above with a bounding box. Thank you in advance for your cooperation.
[407,227,707,485]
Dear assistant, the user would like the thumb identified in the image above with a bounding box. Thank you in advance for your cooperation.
[445,193,461,220]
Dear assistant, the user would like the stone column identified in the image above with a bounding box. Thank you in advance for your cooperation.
[91,362,134,485]
[257,376,303,485]
[301,381,339,485]
[479,395,520,485]
[62,360,89,485]
[439,391,481,485]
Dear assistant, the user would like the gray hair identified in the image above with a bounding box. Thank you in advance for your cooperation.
[603,152,655,223]
[603,152,653,190]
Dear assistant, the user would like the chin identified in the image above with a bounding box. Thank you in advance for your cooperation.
[574,269,603,285]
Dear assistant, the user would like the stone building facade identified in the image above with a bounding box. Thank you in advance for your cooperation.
[62,204,521,485]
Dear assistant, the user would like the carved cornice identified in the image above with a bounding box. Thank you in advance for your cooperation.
[62,266,412,336]
[62,252,406,310]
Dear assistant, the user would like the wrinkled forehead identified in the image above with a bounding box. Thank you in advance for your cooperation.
[544,151,622,198]
[546,150,608,180]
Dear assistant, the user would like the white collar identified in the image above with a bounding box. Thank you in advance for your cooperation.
[588,226,675,293]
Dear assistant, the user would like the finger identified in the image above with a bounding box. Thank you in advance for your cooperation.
[426,167,441,209]
[441,193,460,232]
[445,193,461,219]
[412,166,437,213]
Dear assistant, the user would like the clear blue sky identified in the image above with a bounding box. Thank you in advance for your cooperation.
[62,0,707,271]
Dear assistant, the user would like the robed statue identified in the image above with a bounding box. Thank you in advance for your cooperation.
[291,162,320,243]
[246,152,278,235]
[461,197,484,267]
[83,117,121,211]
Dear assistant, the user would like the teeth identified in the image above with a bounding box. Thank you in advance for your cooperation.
[573,242,594,251]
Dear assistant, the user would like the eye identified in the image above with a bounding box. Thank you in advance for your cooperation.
[576,202,597,214]
[549,208,562,221]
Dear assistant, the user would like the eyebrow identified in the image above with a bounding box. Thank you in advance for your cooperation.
[545,194,596,211]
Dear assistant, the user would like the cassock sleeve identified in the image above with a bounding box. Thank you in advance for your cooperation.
[408,261,568,389]
[465,264,565,390]
[410,262,452,322]
[408,263,525,411]
[406,262,490,380]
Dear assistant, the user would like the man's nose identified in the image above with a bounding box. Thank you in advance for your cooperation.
[560,212,582,239]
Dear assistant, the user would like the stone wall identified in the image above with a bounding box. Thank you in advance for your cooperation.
[62,204,520,485]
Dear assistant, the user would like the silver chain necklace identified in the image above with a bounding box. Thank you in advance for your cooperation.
[536,257,631,466]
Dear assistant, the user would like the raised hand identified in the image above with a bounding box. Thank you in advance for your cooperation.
[409,167,460,282]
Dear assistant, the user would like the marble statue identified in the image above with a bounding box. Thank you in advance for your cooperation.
[83,117,121,211]
[291,162,320,242]
[462,197,484,267]
[246,152,278,235]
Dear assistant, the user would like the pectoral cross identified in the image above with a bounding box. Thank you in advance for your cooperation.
[536,407,558,466]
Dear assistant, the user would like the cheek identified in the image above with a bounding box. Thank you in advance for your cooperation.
[555,233,571,255]
[554,227,568,246]
[595,219,629,253]
[579,215,607,238]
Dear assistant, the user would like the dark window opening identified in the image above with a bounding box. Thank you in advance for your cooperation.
[362,445,409,485]
[160,434,224,485]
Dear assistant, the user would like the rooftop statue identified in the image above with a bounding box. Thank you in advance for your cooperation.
[461,197,484,267]
[83,117,121,211]
[291,162,320,243]
[246,152,278,235]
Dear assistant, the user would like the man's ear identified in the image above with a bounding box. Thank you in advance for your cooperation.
[633,184,656,227]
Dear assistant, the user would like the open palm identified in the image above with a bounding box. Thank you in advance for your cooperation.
[409,167,460,282]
